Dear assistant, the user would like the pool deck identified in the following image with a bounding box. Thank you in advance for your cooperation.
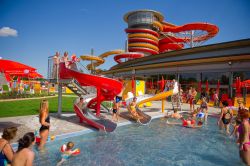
[0,101,221,144]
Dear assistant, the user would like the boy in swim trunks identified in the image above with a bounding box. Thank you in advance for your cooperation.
[112,96,120,122]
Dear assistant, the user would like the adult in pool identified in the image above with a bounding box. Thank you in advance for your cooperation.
[200,97,208,122]
[217,101,233,134]
[0,127,17,166]
[237,111,250,165]
[12,132,35,166]
[38,99,50,150]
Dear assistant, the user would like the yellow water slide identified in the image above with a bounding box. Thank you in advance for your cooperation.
[136,90,173,107]
[85,50,124,70]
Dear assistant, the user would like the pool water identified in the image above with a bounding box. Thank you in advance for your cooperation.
[34,117,244,166]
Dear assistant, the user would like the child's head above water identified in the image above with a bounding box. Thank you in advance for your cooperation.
[66,142,74,150]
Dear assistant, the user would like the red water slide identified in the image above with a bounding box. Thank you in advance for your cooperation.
[114,52,144,64]
[125,21,219,55]
[159,22,219,52]
[59,63,123,116]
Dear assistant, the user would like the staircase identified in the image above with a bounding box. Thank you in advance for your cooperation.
[171,94,182,112]
[66,79,88,97]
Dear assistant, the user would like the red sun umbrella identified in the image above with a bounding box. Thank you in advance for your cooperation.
[0,59,42,81]
[198,80,202,92]
[0,59,36,72]
[236,77,241,94]
[131,75,135,95]
[28,72,44,79]
[161,76,165,91]
[150,80,154,89]
[242,80,250,87]
[206,80,209,92]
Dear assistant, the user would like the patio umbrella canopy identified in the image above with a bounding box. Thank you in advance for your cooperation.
[0,59,43,80]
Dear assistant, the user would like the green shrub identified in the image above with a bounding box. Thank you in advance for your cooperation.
[2,85,9,91]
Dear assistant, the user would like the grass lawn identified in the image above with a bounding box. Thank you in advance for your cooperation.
[0,96,77,118]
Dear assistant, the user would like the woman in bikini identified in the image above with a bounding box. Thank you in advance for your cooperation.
[217,101,233,134]
[238,111,250,165]
[38,100,50,150]
[0,127,17,166]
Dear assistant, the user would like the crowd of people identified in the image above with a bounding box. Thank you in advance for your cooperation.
[165,97,250,165]
[0,99,79,166]
[1,72,249,165]
[52,52,80,79]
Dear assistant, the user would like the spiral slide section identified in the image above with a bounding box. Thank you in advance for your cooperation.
[114,52,144,64]
[126,28,159,55]
[82,50,124,71]
[123,10,219,55]
[159,22,219,52]
[59,63,122,131]
[159,36,185,52]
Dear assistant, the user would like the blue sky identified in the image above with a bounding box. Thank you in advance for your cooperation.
[0,0,250,76]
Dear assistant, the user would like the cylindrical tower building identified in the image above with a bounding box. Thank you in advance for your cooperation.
[124,10,164,55]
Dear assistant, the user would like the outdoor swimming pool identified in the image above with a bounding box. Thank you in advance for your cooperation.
[34,117,243,166]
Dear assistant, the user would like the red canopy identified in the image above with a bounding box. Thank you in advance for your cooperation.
[0,59,43,80]
[242,80,250,87]
[0,59,36,72]
[131,75,135,95]
[206,80,209,92]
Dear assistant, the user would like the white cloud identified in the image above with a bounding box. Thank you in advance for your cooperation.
[0,27,18,37]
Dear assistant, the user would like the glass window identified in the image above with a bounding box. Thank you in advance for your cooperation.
[233,71,250,81]
[179,73,199,91]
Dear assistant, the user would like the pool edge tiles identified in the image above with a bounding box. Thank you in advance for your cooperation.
[11,112,166,149]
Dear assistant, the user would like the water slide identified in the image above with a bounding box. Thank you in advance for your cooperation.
[128,82,179,125]
[59,62,122,132]
[74,105,116,132]
[125,21,219,56]
[81,50,124,71]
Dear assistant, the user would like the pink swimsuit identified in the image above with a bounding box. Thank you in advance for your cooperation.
[238,122,250,151]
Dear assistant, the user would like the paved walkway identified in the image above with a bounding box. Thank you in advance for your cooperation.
[0,101,220,143]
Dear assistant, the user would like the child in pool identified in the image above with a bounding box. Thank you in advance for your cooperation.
[57,142,80,166]
[230,118,241,141]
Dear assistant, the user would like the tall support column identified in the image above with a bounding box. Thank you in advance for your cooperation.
[96,88,101,116]
[229,72,233,98]
[162,98,165,113]
[57,83,62,117]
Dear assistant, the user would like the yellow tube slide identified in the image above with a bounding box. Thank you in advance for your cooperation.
[128,33,159,42]
[136,90,173,106]
[128,43,159,52]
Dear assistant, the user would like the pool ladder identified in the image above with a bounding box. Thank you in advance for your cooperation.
[171,94,182,112]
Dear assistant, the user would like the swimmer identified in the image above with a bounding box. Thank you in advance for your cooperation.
[165,109,182,119]
[230,118,241,140]
[200,97,208,122]
[166,117,202,128]
[217,101,233,134]
[112,96,120,122]
[57,142,80,166]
